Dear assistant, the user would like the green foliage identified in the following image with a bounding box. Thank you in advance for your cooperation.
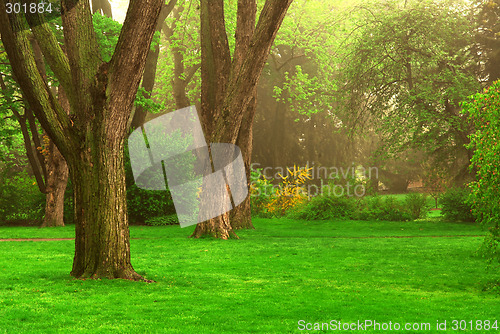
[288,192,429,222]
[145,214,179,226]
[464,80,500,264]
[479,225,500,267]
[135,87,164,114]
[287,194,355,220]
[125,125,199,224]
[249,168,275,216]
[440,187,475,222]
[92,12,122,62]
[357,195,412,222]
[404,192,430,220]
[155,0,201,110]
[125,146,176,224]
[0,170,44,223]
[336,0,480,171]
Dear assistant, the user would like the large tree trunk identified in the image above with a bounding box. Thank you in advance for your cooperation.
[69,128,139,279]
[191,0,292,238]
[0,0,164,279]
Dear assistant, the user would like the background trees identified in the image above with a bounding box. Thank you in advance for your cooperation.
[334,0,481,187]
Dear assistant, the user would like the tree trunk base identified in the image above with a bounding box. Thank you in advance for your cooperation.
[190,213,239,239]
[71,265,153,282]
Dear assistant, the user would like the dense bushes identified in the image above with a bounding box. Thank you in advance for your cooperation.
[356,195,411,221]
[271,192,429,222]
[145,214,179,226]
[404,192,429,220]
[249,168,275,216]
[440,187,474,222]
[288,195,354,220]
[125,146,177,224]
[0,170,45,223]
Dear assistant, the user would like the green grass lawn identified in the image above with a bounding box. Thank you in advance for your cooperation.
[0,218,499,333]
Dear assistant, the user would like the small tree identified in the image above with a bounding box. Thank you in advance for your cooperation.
[421,160,452,209]
[464,80,500,266]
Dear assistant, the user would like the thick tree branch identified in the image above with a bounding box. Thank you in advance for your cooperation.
[25,14,77,108]
[218,0,293,143]
[0,4,75,155]
[61,0,102,120]
[232,0,257,76]
[108,0,163,127]
[200,0,232,135]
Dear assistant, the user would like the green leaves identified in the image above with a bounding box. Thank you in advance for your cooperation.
[335,0,480,168]
[464,80,500,265]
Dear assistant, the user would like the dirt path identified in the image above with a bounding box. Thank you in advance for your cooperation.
[0,238,74,241]
[0,235,484,241]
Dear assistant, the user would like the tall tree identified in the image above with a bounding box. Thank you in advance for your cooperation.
[0,0,163,280]
[190,0,292,238]
[334,0,481,184]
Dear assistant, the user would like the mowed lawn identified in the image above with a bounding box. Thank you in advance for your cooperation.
[0,218,499,333]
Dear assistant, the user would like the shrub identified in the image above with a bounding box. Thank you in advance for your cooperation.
[145,214,179,226]
[357,195,412,221]
[249,168,275,216]
[288,195,355,220]
[404,192,429,220]
[264,165,312,216]
[440,187,474,222]
[0,170,44,223]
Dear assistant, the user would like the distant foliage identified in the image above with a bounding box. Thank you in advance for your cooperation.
[404,192,430,220]
[464,80,500,264]
[0,170,44,223]
[357,195,412,222]
[440,188,474,223]
[145,214,179,226]
[287,195,354,220]
[124,130,194,224]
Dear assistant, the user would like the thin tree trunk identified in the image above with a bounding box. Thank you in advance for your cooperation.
[41,88,70,227]
[230,90,256,230]
[91,0,113,18]
[41,139,68,227]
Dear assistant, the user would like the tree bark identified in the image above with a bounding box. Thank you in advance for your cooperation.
[130,0,176,129]
[191,0,292,238]
[0,0,164,279]
[41,88,70,228]
[41,138,68,227]
[230,89,256,230]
